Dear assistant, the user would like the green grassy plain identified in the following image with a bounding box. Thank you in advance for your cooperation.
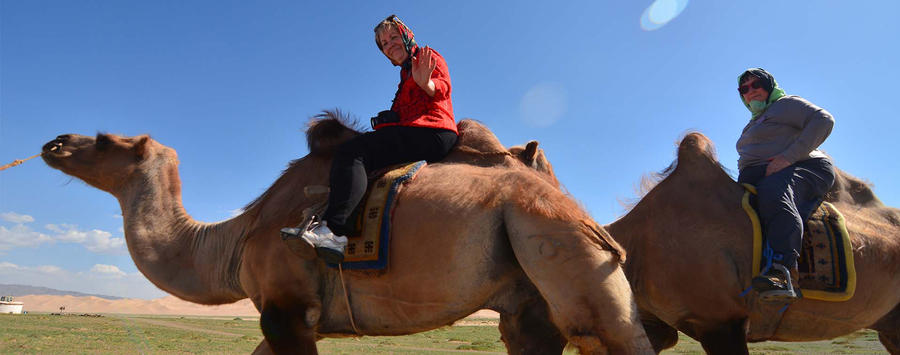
[0,313,887,354]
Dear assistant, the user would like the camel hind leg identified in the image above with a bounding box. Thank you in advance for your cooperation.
[503,209,653,354]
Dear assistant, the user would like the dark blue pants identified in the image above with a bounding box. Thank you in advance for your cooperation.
[322,126,458,236]
[738,157,835,268]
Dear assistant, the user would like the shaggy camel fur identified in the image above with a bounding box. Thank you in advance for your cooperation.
[41,114,653,355]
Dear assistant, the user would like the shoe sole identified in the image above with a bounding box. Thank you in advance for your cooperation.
[316,247,345,264]
[759,290,799,303]
[282,233,318,260]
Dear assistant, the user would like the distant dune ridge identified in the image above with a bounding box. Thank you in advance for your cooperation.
[0,284,257,316]
[3,284,499,318]
[0,284,124,300]
[18,294,260,316]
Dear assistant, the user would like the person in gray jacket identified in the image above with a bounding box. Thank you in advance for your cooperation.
[735,68,836,302]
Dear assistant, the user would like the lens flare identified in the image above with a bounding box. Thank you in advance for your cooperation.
[640,0,689,31]
[520,83,567,128]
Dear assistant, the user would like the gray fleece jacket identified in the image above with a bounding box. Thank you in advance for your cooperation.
[736,95,834,170]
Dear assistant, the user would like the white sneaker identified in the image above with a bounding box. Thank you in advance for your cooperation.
[301,222,348,264]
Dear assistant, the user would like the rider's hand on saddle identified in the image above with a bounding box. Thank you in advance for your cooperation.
[765,155,792,176]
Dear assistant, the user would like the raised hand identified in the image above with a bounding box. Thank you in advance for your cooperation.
[411,46,437,97]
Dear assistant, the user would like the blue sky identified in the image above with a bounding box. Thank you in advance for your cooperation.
[2,1,898,299]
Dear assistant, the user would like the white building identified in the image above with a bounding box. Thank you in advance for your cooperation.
[0,296,24,314]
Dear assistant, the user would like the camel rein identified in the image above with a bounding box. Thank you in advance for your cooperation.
[0,153,41,172]
[337,263,361,335]
[301,198,361,335]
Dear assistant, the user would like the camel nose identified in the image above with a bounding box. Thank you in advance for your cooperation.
[43,134,71,152]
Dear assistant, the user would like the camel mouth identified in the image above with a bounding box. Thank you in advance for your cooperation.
[41,138,72,159]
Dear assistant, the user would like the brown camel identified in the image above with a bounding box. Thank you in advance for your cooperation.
[519,132,900,354]
[40,113,654,355]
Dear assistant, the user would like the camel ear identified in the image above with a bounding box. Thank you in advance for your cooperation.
[134,136,150,161]
[523,141,540,166]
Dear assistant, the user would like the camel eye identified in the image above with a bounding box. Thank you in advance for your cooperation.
[96,134,112,150]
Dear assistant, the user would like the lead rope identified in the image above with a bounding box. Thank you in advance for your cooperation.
[337,264,361,335]
[0,153,41,172]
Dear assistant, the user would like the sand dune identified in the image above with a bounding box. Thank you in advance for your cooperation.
[17,294,259,317]
[16,294,501,319]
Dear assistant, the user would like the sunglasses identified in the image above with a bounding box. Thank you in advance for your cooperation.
[738,81,764,94]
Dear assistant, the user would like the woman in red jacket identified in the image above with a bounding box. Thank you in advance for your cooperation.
[301,15,458,263]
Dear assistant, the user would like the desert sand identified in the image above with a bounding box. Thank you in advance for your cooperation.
[16,294,500,319]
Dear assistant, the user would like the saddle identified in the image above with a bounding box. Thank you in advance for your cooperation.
[742,184,857,340]
[282,161,425,270]
[283,119,517,269]
[340,161,425,268]
[741,184,856,301]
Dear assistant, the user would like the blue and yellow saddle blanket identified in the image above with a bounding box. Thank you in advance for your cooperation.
[742,184,856,301]
[329,161,426,270]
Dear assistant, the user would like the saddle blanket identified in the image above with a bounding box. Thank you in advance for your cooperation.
[330,160,426,270]
[742,184,856,301]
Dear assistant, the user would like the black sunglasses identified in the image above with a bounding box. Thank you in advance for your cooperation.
[738,81,764,94]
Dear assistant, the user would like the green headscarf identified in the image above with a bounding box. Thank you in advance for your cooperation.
[738,68,786,119]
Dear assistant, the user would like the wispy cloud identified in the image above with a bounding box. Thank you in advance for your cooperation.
[0,224,53,251]
[0,262,166,299]
[1,212,35,224]
[0,211,125,254]
[45,224,125,254]
[90,264,127,278]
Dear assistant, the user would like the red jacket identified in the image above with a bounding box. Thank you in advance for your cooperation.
[375,47,457,134]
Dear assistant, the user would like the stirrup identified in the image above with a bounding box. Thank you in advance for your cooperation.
[303,221,347,264]
[753,264,800,303]
[281,215,321,259]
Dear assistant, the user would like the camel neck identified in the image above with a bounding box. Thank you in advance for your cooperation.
[115,162,247,304]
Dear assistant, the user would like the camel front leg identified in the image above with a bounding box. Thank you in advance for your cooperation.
[498,296,567,354]
[259,301,320,354]
[639,311,679,353]
[872,304,900,354]
[252,340,274,355]
[685,318,750,355]
[504,210,653,354]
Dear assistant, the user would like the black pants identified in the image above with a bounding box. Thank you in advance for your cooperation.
[322,126,458,236]
[738,157,835,268]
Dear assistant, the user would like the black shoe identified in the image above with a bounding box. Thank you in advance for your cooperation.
[752,264,800,302]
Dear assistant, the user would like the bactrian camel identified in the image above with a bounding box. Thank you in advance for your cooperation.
[41,113,653,354]
[521,132,900,354]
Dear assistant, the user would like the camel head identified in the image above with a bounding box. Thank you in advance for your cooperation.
[508,141,560,188]
[41,133,172,194]
[675,132,719,171]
